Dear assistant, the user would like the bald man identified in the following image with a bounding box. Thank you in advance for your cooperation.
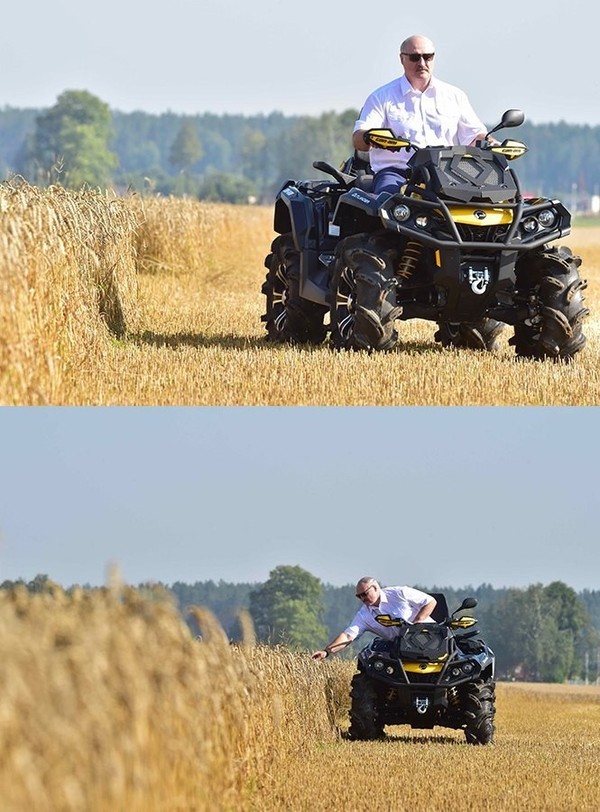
[353,34,488,194]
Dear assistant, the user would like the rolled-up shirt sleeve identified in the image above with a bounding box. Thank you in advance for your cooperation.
[353,94,385,134]
[343,609,368,640]
[455,89,486,143]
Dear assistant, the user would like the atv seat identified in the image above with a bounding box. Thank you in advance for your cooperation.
[353,174,374,192]
[428,593,450,623]
[341,150,374,192]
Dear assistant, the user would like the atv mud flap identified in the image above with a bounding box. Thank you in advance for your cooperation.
[298,250,330,306]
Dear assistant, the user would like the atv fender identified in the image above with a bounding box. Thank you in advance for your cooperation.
[274,185,330,306]
[274,185,314,251]
[332,189,389,236]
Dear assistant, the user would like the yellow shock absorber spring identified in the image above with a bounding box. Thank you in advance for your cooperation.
[397,240,422,280]
[448,686,460,708]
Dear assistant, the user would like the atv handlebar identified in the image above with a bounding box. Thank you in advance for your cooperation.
[365,110,527,160]
[375,614,408,628]
[364,129,413,153]
[375,605,478,629]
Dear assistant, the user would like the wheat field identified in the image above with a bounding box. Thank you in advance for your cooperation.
[1,182,599,405]
[1,586,599,812]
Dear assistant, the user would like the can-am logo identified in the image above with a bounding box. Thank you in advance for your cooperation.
[474,210,487,220]
[468,266,490,295]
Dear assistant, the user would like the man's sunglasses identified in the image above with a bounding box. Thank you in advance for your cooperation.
[356,583,376,599]
[401,52,435,63]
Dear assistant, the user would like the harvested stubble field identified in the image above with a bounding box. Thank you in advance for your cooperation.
[1,181,599,405]
[1,587,599,812]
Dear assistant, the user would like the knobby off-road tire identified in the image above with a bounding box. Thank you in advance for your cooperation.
[434,319,506,352]
[462,678,496,745]
[510,245,588,361]
[330,233,401,351]
[348,671,385,741]
[261,235,328,344]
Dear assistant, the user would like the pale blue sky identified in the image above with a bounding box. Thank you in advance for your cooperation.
[2,1,599,125]
[1,407,598,592]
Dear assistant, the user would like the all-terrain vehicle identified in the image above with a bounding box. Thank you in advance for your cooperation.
[348,595,495,744]
[262,110,587,359]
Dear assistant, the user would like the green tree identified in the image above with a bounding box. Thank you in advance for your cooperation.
[487,582,592,682]
[544,581,590,681]
[169,579,254,639]
[545,582,587,632]
[271,110,356,194]
[169,119,203,171]
[197,171,255,204]
[0,574,57,593]
[239,127,269,198]
[24,90,117,187]
[579,589,600,642]
[249,565,327,650]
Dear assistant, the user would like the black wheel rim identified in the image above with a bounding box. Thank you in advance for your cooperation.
[335,265,356,343]
[271,261,289,335]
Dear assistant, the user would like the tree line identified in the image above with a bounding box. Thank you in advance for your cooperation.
[3,566,599,684]
[1,91,600,204]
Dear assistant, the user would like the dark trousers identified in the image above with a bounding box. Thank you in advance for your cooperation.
[373,167,408,194]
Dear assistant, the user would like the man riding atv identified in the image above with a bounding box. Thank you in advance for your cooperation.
[312,577,496,744]
[312,577,437,660]
[353,34,492,195]
[262,35,587,359]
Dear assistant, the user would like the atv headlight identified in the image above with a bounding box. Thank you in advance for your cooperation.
[415,215,429,228]
[392,204,411,222]
[373,660,385,671]
[462,662,474,674]
[538,209,557,228]
[522,217,538,233]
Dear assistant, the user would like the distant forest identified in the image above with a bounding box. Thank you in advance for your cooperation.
[166,577,600,636]
[1,101,600,206]
[150,577,600,683]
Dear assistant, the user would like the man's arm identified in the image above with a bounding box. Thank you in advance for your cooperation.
[312,631,354,661]
[352,129,370,152]
[469,133,488,145]
[413,597,437,622]
[469,133,500,146]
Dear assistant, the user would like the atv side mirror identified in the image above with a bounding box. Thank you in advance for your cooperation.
[454,597,478,614]
[500,109,525,129]
[486,109,525,138]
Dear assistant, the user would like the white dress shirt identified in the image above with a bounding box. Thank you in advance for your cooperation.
[354,75,486,173]
[344,585,435,641]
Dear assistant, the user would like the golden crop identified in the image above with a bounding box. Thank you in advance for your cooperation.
[1,586,599,811]
[1,182,599,405]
